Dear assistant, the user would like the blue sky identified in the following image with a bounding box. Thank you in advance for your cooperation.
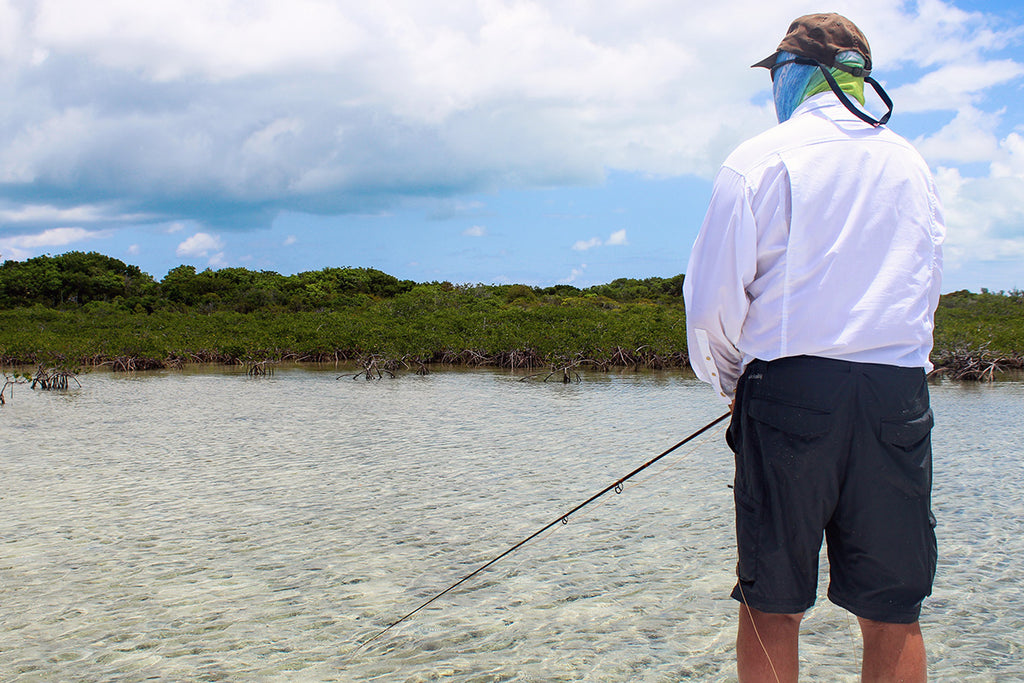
[1,1,1023,292]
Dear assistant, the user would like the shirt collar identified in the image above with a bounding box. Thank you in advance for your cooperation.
[790,91,869,123]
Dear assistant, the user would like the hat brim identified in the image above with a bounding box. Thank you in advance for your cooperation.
[751,52,779,69]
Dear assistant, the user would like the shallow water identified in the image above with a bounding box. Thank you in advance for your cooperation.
[1,366,1022,681]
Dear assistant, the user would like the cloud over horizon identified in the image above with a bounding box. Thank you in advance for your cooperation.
[572,229,628,251]
[0,1,1022,289]
[175,231,226,267]
[0,226,109,261]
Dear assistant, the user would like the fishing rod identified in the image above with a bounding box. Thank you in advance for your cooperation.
[352,410,732,654]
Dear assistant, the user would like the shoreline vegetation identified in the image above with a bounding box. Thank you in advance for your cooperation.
[1,251,1022,381]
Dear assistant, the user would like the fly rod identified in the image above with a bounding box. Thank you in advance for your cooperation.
[353,410,732,654]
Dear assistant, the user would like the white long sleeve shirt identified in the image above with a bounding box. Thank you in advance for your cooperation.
[684,92,945,402]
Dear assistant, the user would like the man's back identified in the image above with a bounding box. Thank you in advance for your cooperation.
[687,91,944,388]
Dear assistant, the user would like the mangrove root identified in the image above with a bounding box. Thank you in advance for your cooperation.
[520,357,588,383]
[931,345,1022,381]
[246,360,276,377]
[1,375,27,405]
[344,355,397,380]
[30,365,81,391]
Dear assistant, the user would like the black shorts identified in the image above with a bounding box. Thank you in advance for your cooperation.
[727,356,937,624]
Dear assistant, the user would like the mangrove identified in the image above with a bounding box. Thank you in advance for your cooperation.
[0,252,1021,379]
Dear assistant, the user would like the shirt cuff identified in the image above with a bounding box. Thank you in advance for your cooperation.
[693,329,732,403]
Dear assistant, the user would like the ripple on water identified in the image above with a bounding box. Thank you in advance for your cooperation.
[0,369,1022,680]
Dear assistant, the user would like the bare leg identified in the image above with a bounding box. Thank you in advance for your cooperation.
[859,618,927,682]
[737,605,803,683]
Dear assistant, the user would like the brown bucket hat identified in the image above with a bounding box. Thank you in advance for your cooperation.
[752,13,872,73]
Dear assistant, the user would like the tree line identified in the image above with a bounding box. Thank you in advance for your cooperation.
[0,251,1021,377]
[0,251,687,312]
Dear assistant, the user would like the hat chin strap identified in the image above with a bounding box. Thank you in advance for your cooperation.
[814,62,893,127]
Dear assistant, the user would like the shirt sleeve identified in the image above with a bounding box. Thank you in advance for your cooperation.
[683,166,759,402]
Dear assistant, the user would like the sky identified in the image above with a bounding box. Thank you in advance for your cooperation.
[1,0,1022,292]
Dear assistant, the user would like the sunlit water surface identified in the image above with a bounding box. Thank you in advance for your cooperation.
[1,366,1022,681]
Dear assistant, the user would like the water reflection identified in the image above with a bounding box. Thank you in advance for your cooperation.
[0,367,1021,681]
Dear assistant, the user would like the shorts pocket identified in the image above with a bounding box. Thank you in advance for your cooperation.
[747,397,831,439]
[880,409,934,450]
[878,408,934,497]
[734,487,762,584]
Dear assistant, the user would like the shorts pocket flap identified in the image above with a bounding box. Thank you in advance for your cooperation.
[747,397,831,438]
[880,409,934,448]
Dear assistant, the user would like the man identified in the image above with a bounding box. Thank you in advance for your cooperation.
[683,13,944,682]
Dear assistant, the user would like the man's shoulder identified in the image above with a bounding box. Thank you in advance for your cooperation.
[722,103,926,178]
[719,117,819,181]
[722,124,797,175]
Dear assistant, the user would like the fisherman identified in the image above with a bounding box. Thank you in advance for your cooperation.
[683,13,944,682]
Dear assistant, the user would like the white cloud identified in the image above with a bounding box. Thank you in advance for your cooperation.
[0,0,1021,284]
[0,0,796,225]
[0,226,109,261]
[0,202,151,226]
[0,204,103,224]
[7,226,105,248]
[31,0,369,82]
[283,235,297,246]
[933,127,1024,278]
[889,60,1024,113]
[993,132,1024,178]
[572,237,603,251]
[462,225,487,237]
[559,265,587,284]
[881,6,1024,289]
[606,229,628,246]
[176,232,224,258]
[915,107,1002,164]
[573,229,628,250]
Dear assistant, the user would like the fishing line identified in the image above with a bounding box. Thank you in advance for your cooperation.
[844,610,862,671]
[737,581,783,683]
[350,410,731,656]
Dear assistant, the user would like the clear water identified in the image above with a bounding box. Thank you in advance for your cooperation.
[1,367,1021,681]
